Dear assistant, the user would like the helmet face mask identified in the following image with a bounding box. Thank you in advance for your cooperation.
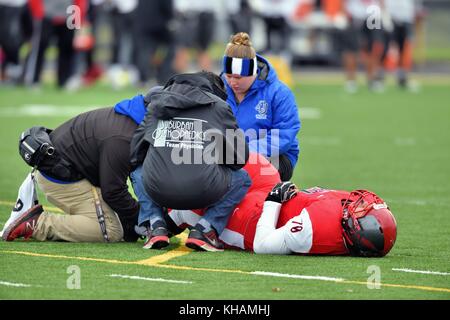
[342,190,397,257]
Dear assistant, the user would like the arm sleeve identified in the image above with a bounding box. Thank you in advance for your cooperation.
[253,201,292,254]
[129,117,150,170]
[248,86,300,158]
[99,137,139,218]
[254,201,314,254]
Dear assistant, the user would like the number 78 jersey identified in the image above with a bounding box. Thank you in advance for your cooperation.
[170,187,351,255]
[270,188,351,255]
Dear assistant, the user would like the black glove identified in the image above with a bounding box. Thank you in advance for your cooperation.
[266,182,298,203]
[119,211,140,242]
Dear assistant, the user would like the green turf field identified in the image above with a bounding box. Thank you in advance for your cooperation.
[0,77,449,300]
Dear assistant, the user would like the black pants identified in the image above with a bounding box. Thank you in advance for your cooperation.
[391,22,413,56]
[176,11,215,51]
[110,10,136,66]
[84,3,100,70]
[0,5,24,68]
[135,29,175,85]
[339,19,383,53]
[25,19,75,87]
[262,16,291,54]
[270,154,294,181]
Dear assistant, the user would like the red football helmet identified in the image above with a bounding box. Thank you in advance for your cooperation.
[341,190,397,257]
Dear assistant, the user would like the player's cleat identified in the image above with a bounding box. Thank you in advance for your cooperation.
[2,204,43,241]
[185,228,224,252]
[82,64,103,86]
[345,80,358,94]
[368,80,385,93]
[142,226,170,250]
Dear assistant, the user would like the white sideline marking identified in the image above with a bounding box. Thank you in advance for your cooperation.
[303,136,341,146]
[251,271,345,282]
[109,274,193,284]
[300,107,321,119]
[392,268,450,276]
[1,105,323,120]
[0,280,32,288]
[402,200,427,206]
[0,105,99,117]
[388,199,450,208]
[394,138,416,146]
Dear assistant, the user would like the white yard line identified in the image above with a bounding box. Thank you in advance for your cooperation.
[0,105,99,117]
[394,138,416,146]
[299,107,321,120]
[109,274,193,284]
[387,199,450,208]
[303,136,341,146]
[0,280,33,288]
[2,250,450,293]
[392,268,450,276]
[251,271,345,282]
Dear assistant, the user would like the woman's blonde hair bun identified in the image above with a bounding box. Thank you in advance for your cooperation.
[225,32,256,59]
[231,32,252,47]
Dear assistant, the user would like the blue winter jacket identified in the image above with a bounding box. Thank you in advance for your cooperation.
[222,54,300,168]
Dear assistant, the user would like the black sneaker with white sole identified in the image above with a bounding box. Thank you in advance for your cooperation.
[185,228,224,252]
[142,221,170,249]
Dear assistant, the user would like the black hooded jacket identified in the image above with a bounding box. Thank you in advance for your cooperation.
[130,73,249,209]
[46,107,140,241]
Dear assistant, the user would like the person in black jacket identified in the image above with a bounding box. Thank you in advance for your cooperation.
[130,71,251,251]
[133,0,176,85]
[5,107,141,243]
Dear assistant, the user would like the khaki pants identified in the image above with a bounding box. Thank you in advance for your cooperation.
[34,172,123,242]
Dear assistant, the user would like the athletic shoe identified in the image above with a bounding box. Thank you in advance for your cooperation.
[185,228,224,252]
[82,64,103,86]
[143,225,170,250]
[345,80,358,94]
[369,80,385,93]
[2,204,43,241]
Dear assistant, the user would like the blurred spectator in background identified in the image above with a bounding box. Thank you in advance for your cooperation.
[78,0,103,86]
[221,32,300,181]
[383,0,423,89]
[24,0,87,88]
[105,0,138,89]
[173,0,216,72]
[133,0,175,86]
[253,0,297,62]
[226,0,253,35]
[0,0,28,84]
[65,0,104,91]
[339,0,386,93]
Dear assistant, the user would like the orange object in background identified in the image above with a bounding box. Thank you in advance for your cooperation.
[266,55,293,88]
[73,23,95,52]
[384,41,414,71]
[384,47,398,71]
[322,0,342,18]
[293,0,313,20]
[401,40,413,70]
[293,0,342,20]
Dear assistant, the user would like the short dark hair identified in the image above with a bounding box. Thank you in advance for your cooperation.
[164,71,228,102]
[199,71,228,102]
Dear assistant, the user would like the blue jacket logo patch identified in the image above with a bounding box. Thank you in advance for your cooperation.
[255,100,268,120]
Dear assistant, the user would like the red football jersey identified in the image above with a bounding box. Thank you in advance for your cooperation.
[217,152,281,250]
[169,154,350,255]
[243,152,281,193]
[277,188,350,255]
[221,187,350,255]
